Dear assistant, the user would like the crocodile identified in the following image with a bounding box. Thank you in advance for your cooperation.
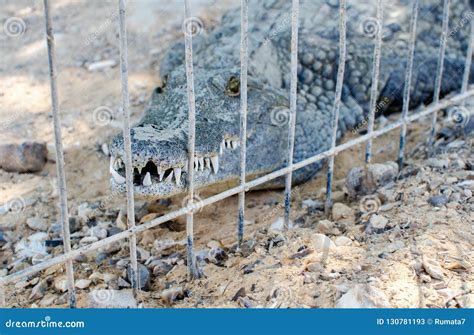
[110,0,473,199]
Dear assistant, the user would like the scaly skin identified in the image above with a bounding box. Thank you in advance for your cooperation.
[110,0,473,199]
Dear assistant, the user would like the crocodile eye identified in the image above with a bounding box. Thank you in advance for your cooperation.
[225,76,240,96]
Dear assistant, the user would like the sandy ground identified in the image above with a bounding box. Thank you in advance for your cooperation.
[0,0,472,308]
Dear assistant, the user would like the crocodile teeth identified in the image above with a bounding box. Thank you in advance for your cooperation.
[198,157,204,171]
[204,157,210,169]
[231,140,238,149]
[210,155,219,174]
[194,160,198,171]
[143,172,152,187]
[219,142,224,155]
[225,140,231,148]
[165,170,174,183]
[174,167,182,184]
[110,157,126,184]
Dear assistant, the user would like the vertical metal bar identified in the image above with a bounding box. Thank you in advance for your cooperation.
[364,0,384,163]
[324,0,347,217]
[118,0,139,292]
[397,0,419,168]
[43,0,76,308]
[283,0,300,229]
[237,0,249,246]
[461,20,474,98]
[428,0,450,148]
[183,0,199,278]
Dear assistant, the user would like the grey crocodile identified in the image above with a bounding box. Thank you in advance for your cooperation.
[110,0,473,199]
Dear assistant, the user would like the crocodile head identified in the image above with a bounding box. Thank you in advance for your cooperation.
[109,66,289,199]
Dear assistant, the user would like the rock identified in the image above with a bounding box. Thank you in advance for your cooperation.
[75,279,91,289]
[0,142,47,173]
[88,289,137,308]
[456,294,473,308]
[151,260,173,276]
[269,217,293,233]
[29,279,48,300]
[365,214,389,234]
[126,264,150,290]
[334,236,352,246]
[422,255,445,280]
[207,247,228,265]
[306,262,324,273]
[302,199,324,212]
[345,161,399,197]
[332,203,353,220]
[426,157,450,169]
[160,287,184,304]
[428,195,449,207]
[89,226,107,239]
[87,59,117,71]
[385,240,404,253]
[311,234,336,251]
[54,275,68,293]
[26,217,48,231]
[78,203,93,224]
[118,277,131,288]
[39,293,57,307]
[336,284,391,308]
[140,230,155,245]
[232,287,247,301]
[315,220,336,235]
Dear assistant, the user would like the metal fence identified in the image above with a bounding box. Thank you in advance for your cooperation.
[1,0,473,308]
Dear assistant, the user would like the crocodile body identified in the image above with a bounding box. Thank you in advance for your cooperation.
[110,0,473,199]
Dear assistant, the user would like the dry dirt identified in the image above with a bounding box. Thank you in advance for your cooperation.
[0,0,472,308]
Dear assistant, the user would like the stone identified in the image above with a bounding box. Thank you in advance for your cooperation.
[87,59,117,71]
[366,214,389,234]
[0,142,47,173]
[152,260,173,276]
[428,195,448,207]
[89,226,107,239]
[332,203,353,220]
[336,284,391,308]
[315,220,335,235]
[302,199,324,212]
[334,236,352,246]
[160,287,184,304]
[426,157,450,169]
[88,289,137,308]
[207,246,228,265]
[422,255,445,280]
[39,293,57,307]
[54,275,68,293]
[311,234,336,251]
[126,264,150,290]
[26,217,48,231]
[345,161,399,197]
[75,279,91,289]
[29,279,48,300]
